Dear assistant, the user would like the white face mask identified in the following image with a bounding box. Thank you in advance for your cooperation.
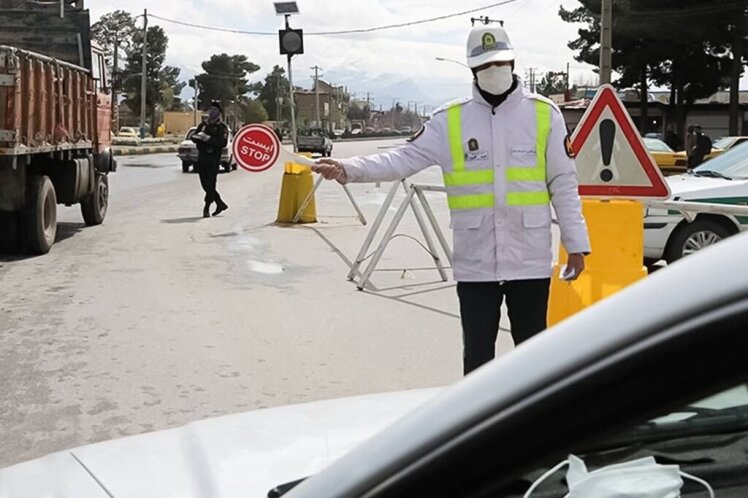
[476,65,514,95]
[524,455,715,498]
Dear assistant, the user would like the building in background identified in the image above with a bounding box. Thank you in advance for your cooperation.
[295,80,350,131]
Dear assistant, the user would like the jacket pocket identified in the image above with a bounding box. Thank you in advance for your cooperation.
[451,211,485,266]
[522,209,552,262]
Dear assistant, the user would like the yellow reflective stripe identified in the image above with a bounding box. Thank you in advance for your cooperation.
[505,101,551,183]
[506,191,550,206]
[535,100,551,171]
[448,194,495,210]
[447,105,465,171]
[443,169,494,186]
[505,167,546,182]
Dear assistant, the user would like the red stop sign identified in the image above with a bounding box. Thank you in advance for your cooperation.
[232,124,281,173]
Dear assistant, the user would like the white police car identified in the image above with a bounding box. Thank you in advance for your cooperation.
[644,141,748,265]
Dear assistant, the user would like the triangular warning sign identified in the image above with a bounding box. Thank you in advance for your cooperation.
[571,84,671,199]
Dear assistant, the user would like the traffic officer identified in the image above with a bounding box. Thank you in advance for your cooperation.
[192,101,230,218]
[313,22,591,375]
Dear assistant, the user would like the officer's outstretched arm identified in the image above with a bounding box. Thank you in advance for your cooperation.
[340,118,446,183]
[546,110,591,255]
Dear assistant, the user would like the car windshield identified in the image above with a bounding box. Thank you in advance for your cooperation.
[512,383,748,498]
[712,137,735,150]
[693,141,748,179]
[622,383,748,442]
[643,137,673,153]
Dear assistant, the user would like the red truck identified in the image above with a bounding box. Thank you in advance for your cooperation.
[0,2,115,254]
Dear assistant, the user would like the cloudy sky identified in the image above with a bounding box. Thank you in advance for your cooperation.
[88,0,744,109]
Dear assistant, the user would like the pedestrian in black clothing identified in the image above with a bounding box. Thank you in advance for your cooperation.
[690,125,713,168]
[192,101,229,218]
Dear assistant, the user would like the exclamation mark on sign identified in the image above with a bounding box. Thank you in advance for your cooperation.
[599,119,615,182]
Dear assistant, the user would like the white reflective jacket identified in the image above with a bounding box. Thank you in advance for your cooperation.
[342,84,591,282]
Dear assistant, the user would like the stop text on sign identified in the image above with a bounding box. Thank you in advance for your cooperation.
[232,124,281,173]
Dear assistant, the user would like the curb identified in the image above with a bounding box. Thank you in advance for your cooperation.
[113,146,179,156]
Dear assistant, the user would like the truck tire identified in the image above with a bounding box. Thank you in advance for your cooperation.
[222,161,231,173]
[182,161,190,173]
[81,173,109,226]
[25,175,57,255]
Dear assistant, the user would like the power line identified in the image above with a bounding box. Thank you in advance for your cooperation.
[148,0,519,37]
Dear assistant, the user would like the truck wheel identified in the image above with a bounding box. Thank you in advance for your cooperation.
[222,162,231,173]
[81,173,109,226]
[25,175,57,255]
[182,161,190,173]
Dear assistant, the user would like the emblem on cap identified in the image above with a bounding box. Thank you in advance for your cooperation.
[482,33,497,51]
[468,138,479,151]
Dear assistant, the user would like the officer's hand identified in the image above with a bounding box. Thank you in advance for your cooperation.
[563,253,586,281]
[312,158,347,184]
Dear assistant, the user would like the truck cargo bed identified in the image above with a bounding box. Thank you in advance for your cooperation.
[0,45,95,156]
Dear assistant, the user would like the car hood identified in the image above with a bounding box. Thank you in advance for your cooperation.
[0,388,440,498]
[665,173,739,199]
[180,139,195,147]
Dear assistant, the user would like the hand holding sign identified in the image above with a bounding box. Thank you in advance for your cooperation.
[232,124,316,173]
[311,158,348,184]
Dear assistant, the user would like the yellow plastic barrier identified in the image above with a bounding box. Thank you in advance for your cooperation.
[276,154,317,224]
[548,199,647,326]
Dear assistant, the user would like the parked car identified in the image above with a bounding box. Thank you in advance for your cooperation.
[399,126,413,134]
[644,141,748,265]
[177,127,235,173]
[674,135,748,164]
[643,137,688,175]
[2,232,747,497]
[117,127,140,138]
[297,128,333,157]
[332,128,345,138]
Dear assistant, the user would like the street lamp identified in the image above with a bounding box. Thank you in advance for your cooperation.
[276,1,303,152]
[435,57,469,68]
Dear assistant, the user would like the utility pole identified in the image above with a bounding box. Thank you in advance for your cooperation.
[729,7,745,135]
[599,0,612,85]
[391,98,400,130]
[311,65,322,128]
[139,9,148,139]
[284,15,298,152]
[192,80,199,126]
[275,73,282,127]
[525,68,537,93]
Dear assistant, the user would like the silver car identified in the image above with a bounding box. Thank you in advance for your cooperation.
[177,126,236,173]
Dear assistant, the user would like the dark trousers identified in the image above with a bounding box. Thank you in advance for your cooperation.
[457,279,551,375]
[198,158,222,205]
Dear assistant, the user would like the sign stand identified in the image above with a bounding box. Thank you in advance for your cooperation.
[549,84,670,326]
[293,176,367,225]
[349,179,452,291]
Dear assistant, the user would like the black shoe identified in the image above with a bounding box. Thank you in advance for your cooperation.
[212,201,228,217]
[203,205,211,218]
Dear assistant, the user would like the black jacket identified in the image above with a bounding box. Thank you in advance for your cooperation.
[192,120,229,160]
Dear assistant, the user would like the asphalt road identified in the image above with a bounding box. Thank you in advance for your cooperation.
[0,138,521,468]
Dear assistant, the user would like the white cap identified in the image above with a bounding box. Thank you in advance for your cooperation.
[466,24,515,68]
